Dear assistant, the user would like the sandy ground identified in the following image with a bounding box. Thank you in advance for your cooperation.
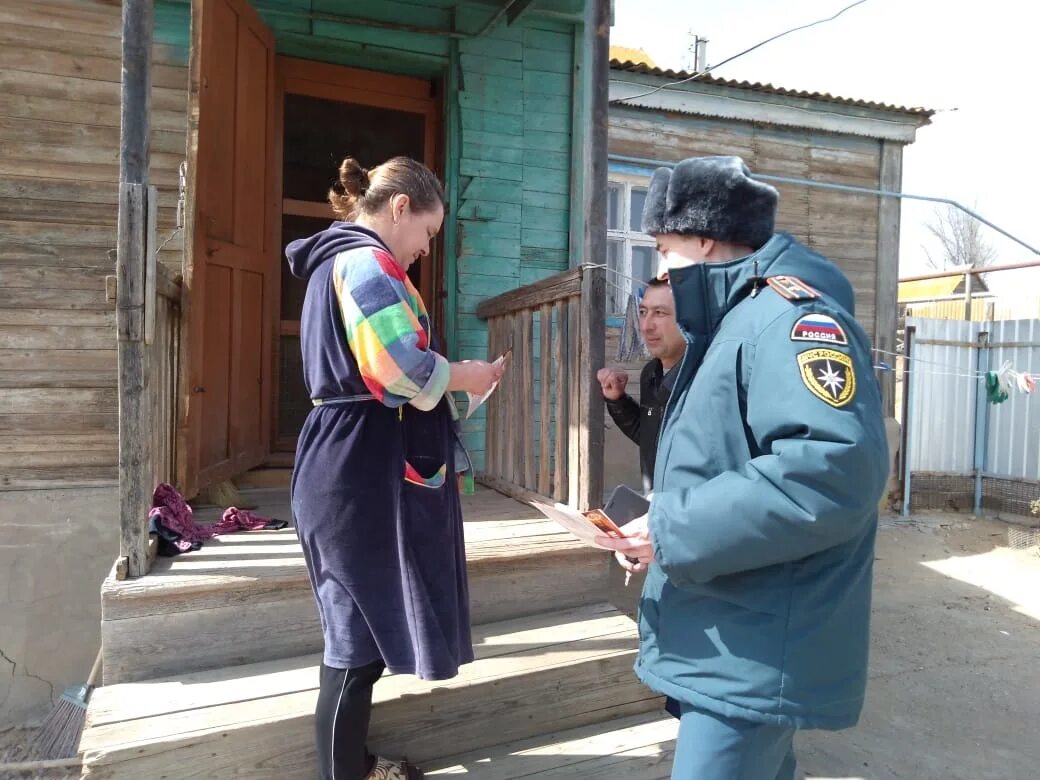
[0,725,77,779]
[3,512,1038,780]
[797,513,1040,780]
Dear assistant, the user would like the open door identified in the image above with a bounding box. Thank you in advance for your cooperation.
[180,0,276,496]
[271,59,440,455]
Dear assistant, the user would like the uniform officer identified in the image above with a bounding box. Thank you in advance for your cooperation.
[598,156,890,780]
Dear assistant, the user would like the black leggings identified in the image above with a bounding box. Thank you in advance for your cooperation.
[315,659,386,780]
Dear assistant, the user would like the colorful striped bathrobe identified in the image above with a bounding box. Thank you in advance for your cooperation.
[286,222,472,680]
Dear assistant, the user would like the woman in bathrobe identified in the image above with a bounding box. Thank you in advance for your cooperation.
[287,156,504,780]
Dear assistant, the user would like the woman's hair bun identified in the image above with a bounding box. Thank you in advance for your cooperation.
[338,157,370,197]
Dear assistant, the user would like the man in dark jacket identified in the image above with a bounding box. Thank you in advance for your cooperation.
[598,278,686,492]
[597,156,889,780]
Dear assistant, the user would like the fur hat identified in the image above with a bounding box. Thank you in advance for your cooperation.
[641,156,778,249]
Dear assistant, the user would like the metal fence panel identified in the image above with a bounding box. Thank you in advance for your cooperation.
[986,319,1040,481]
[906,318,980,474]
[906,317,1040,488]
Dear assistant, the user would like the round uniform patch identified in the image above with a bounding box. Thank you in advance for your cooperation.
[797,348,856,407]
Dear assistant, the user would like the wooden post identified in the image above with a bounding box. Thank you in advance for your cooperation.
[875,140,903,417]
[962,271,970,319]
[553,301,569,502]
[117,183,154,579]
[116,0,155,579]
[538,303,553,496]
[120,0,153,185]
[577,0,609,510]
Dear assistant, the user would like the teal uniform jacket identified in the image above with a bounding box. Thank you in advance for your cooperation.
[637,233,889,730]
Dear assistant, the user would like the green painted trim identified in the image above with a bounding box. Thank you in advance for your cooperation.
[568,22,586,268]
[443,38,462,361]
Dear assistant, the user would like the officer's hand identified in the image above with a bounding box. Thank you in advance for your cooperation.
[596,368,628,401]
[596,514,654,572]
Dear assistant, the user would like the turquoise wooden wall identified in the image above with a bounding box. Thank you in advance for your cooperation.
[155,0,586,470]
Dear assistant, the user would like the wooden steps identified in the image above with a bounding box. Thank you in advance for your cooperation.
[80,604,663,779]
[426,711,679,778]
[100,487,608,683]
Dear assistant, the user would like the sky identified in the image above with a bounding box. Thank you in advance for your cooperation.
[610,0,1040,296]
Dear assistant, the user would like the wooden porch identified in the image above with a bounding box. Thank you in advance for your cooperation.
[99,485,609,683]
[83,483,675,778]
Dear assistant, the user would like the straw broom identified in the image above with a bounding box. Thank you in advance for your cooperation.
[27,651,101,761]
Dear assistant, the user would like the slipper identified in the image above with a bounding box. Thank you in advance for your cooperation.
[365,756,424,780]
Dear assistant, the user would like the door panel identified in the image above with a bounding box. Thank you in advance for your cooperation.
[233,26,270,248]
[183,0,275,493]
[232,270,265,455]
[200,264,232,468]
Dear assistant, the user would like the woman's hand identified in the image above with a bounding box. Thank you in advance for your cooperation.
[448,359,506,395]
[595,514,654,574]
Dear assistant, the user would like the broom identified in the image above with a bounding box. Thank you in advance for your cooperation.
[27,650,102,761]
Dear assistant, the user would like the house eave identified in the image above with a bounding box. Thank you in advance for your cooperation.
[609,75,929,144]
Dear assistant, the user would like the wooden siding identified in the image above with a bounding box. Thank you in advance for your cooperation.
[609,109,882,339]
[0,0,187,488]
[455,19,579,470]
[0,0,582,485]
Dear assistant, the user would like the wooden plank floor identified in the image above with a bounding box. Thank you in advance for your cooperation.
[102,486,585,616]
[426,712,679,778]
[81,604,660,776]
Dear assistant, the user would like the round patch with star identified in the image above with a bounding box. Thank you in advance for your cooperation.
[797,348,856,407]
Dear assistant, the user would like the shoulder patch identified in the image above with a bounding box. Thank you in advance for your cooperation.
[790,313,848,345]
[767,275,819,302]
[797,348,856,408]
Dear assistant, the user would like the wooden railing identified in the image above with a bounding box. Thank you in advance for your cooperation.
[117,183,182,579]
[476,266,605,511]
[150,263,182,491]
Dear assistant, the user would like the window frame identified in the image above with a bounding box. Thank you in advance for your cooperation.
[606,174,656,317]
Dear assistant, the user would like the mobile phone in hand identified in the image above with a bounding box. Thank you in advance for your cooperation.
[602,484,650,527]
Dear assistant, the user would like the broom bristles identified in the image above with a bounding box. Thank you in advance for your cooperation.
[203,479,258,510]
[28,695,87,760]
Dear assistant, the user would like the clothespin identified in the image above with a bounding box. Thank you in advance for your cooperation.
[1016,371,1036,395]
[874,361,892,372]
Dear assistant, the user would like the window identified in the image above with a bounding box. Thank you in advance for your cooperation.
[606,177,656,316]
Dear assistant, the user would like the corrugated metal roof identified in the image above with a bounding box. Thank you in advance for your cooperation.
[610,59,934,118]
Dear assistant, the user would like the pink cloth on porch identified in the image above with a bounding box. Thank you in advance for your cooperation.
[149,482,271,549]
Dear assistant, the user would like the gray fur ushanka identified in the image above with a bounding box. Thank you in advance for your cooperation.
[641,156,779,250]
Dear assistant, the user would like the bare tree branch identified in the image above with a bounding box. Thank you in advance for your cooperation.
[922,204,998,270]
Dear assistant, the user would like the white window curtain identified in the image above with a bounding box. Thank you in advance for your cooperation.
[606,177,655,316]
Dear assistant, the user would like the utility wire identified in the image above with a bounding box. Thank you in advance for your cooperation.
[611,0,870,104]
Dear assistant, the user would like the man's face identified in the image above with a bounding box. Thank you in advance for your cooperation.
[654,233,712,275]
[639,284,685,365]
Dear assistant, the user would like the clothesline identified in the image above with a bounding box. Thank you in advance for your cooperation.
[872,346,1038,382]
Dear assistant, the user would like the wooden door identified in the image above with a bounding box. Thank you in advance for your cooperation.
[180,0,276,495]
[272,59,440,452]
